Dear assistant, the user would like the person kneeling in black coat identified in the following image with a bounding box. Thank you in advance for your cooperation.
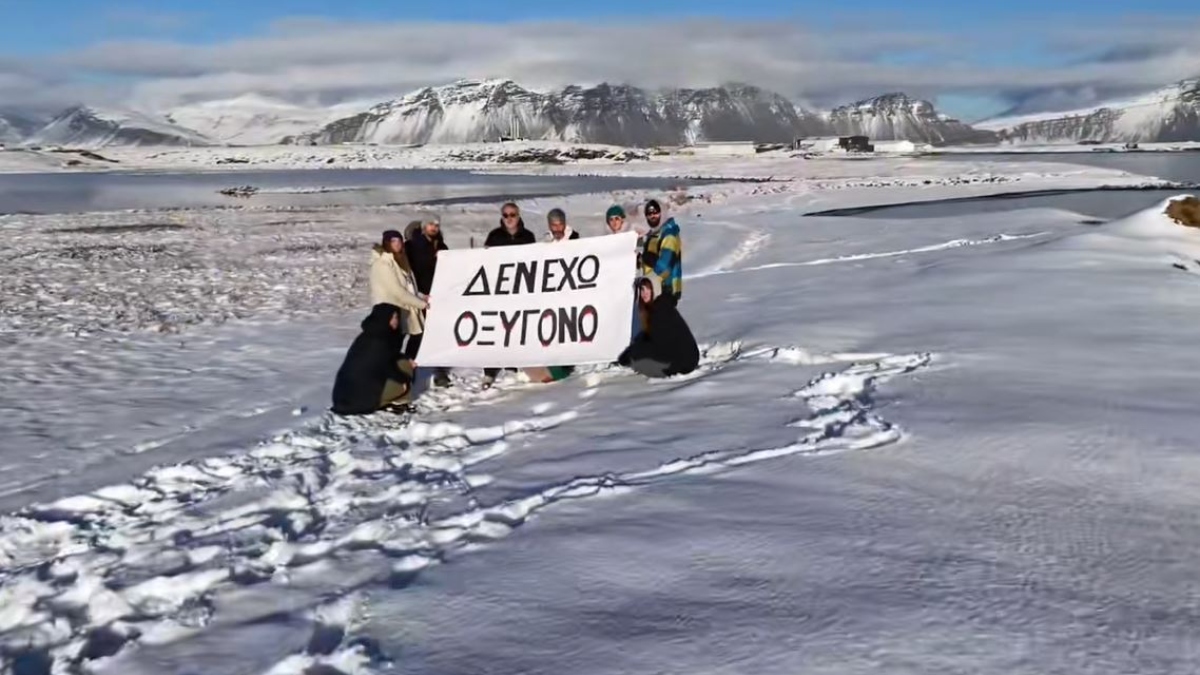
[332,303,417,415]
[617,275,700,378]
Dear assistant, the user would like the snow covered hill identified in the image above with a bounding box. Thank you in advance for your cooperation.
[0,111,44,145]
[165,94,367,146]
[978,79,1200,144]
[298,79,831,146]
[10,82,1004,149]
[827,93,997,145]
[26,105,212,148]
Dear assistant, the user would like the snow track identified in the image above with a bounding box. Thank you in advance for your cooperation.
[696,226,771,276]
[0,344,930,673]
[692,231,1049,278]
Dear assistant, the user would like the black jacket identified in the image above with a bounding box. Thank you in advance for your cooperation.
[406,232,447,295]
[331,303,411,415]
[485,219,537,247]
[619,294,700,376]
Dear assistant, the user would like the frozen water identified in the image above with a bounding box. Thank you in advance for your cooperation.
[0,168,694,215]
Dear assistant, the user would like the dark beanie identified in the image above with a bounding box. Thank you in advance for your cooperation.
[381,229,402,244]
[644,199,662,214]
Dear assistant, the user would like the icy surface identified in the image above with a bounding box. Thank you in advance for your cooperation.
[2,155,1200,673]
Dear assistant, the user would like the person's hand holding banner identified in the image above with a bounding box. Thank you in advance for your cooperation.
[418,231,638,368]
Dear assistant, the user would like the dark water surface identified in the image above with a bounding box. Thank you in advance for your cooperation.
[812,153,1199,220]
[0,168,695,215]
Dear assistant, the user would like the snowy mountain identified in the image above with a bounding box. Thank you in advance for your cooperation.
[15,82,1007,149]
[297,79,830,147]
[165,94,366,146]
[826,93,997,145]
[0,111,44,145]
[26,105,212,148]
[978,79,1200,143]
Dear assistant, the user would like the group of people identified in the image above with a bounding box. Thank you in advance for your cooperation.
[331,199,701,416]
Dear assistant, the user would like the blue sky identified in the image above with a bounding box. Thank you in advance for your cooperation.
[2,1,1198,119]
[5,0,1196,48]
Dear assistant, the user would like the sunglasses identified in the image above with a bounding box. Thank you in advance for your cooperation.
[645,210,661,216]
[502,211,519,218]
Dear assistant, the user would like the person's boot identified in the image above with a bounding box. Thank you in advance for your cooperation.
[382,383,414,415]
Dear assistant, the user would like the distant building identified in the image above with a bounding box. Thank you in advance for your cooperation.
[499,117,525,142]
[794,136,875,153]
[795,136,840,152]
[873,139,932,154]
[686,140,759,157]
[839,135,873,152]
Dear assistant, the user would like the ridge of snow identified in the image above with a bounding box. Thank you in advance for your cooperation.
[1103,194,1200,241]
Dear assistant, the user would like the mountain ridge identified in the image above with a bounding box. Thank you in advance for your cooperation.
[978,78,1200,143]
[825,92,996,145]
[26,105,213,148]
[164,95,367,146]
[19,78,1199,148]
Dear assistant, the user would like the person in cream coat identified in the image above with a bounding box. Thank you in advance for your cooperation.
[370,229,428,351]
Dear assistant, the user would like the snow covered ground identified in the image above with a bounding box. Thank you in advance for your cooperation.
[938,141,1200,154]
[3,154,1200,674]
[0,140,1183,182]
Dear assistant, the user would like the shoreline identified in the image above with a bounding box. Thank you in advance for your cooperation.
[2,144,1173,216]
[3,139,1198,180]
[804,182,1200,216]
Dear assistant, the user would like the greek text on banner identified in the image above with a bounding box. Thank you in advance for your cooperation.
[418,231,638,368]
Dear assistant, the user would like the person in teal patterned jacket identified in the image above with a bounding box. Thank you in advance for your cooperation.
[638,199,682,298]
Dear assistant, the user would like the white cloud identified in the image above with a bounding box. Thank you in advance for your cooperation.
[93,7,198,33]
[1,16,1198,116]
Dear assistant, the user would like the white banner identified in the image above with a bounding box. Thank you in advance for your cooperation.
[418,231,638,368]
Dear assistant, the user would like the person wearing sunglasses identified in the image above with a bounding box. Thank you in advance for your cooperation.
[480,202,536,387]
[485,201,536,247]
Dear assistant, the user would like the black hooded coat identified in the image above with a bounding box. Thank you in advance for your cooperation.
[618,277,700,378]
[331,303,412,415]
